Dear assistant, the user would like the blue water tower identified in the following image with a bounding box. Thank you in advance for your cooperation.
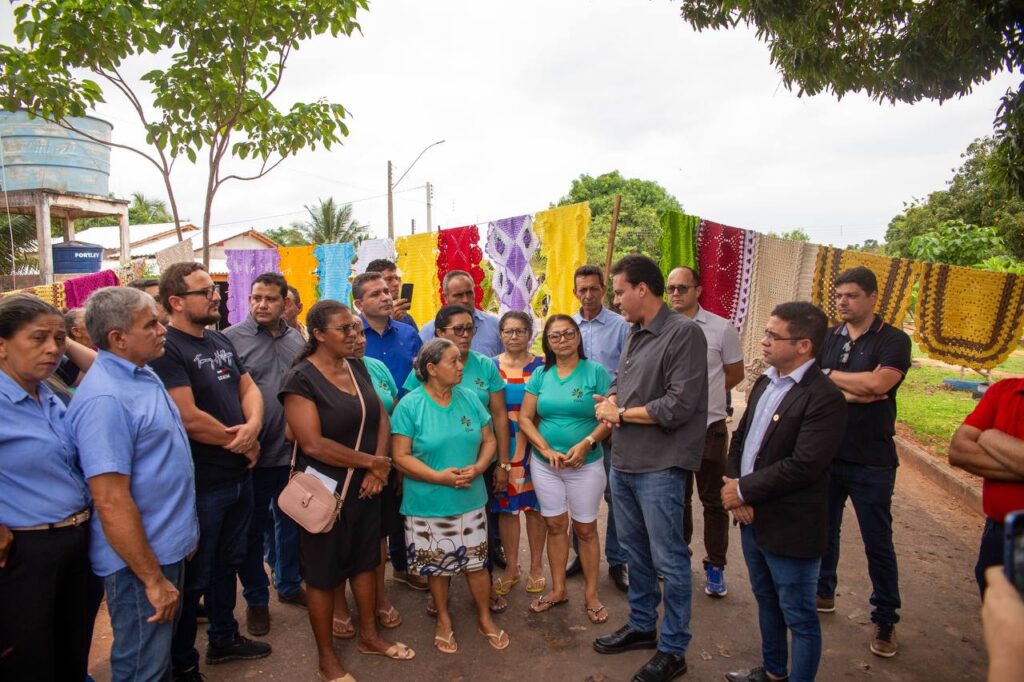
[53,241,103,274]
[0,111,112,196]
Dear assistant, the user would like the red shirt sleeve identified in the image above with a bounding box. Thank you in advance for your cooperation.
[962,380,1007,431]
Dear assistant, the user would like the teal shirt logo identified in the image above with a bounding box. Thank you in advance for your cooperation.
[571,387,585,401]
[474,378,486,390]
[377,379,389,392]
[461,416,473,431]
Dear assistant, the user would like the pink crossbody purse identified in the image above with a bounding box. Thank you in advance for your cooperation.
[278,359,365,534]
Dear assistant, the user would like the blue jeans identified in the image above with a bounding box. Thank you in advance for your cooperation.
[610,466,692,656]
[741,525,822,682]
[572,442,627,565]
[817,460,901,625]
[240,466,301,605]
[104,561,185,682]
[171,477,253,674]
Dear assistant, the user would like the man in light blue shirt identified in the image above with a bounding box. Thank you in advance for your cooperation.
[570,264,631,591]
[419,270,502,357]
[67,286,199,682]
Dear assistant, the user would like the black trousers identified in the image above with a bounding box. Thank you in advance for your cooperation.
[0,524,93,682]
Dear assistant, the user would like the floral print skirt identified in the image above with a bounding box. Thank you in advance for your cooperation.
[405,507,488,577]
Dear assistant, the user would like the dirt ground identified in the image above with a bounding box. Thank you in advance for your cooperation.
[87,398,990,682]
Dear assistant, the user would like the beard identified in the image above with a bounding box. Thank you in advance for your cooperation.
[187,308,221,326]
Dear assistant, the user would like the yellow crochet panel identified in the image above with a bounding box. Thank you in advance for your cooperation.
[277,245,320,326]
[396,233,441,327]
[534,202,590,317]
[914,263,1024,371]
[812,247,920,326]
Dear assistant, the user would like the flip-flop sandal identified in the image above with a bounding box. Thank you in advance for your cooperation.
[332,616,355,639]
[525,575,546,594]
[317,672,356,682]
[433,631,458,654]
[357,640,416,660]
[586,604,609,624]
[426,599,438,617]
[478,628,511,651]
[489,594,508,613]
[491,572,520,596]
[377,606,402,629]
[529,596,569,613]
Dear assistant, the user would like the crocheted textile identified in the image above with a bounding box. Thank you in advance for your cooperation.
[354,238,396,275]
[115,259,147,286]
[437,226,484,307]
[64,270,119,309]
[155,238,195,273]
[226,249,282,325]
[657,211,699,278]
[739,236,819,391]
[396,233,441,326]
[811,247,920,326]
[0,283,69,309]
[314,243,356,304]
[486,215,540,316]
[696,220,757,332]
[277,245,319,326]
[914,263,1024,371]
[534,202,590,317]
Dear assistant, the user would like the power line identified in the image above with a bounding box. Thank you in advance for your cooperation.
[209,185,425,227]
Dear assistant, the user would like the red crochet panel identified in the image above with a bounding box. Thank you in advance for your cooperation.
[437,225,485,307]
[697,219,755,328]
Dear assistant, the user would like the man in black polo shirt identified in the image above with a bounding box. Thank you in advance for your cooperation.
[815,266,911,659]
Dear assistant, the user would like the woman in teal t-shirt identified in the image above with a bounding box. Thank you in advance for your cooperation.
[391,338,510,654]
[519,314,612,625]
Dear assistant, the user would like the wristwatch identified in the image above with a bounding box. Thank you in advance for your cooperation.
[821,368,832,377]
[617,406,627,421]
[498,462,512,472]
[584,435,598,450]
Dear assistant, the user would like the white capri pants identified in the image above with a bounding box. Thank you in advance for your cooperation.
[530,456,606,523]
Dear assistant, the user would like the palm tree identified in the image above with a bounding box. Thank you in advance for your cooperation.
[128,192,173,224]
[0,214,39,275]
[289,198,368,245]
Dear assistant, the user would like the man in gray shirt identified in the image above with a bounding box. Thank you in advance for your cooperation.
[224,273,307,637]
[593,255,708,682]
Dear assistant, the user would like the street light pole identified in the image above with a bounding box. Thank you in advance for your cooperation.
[387,140,445,239]
[426,181,433,233]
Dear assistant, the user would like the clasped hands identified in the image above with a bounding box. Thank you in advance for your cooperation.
[721,476,754,525]
[225,421,261,468]
[436,464,482,489]
[359,456,391,498]
[593,394,621,427]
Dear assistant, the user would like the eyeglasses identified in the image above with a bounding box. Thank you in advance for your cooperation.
[546,329,579,342]
[176,286,219,300]
[839,339,853,365]
[441,324,476,337]
[323,323,365,336]
[763,330,807,342]
[501,328,530,338]
[666,284,695,295]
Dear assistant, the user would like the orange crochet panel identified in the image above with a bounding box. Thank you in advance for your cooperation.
[277,245,320,326]
[914,262,1024,371]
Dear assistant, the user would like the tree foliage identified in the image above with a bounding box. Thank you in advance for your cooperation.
[76,192,174,232]
[907,220,1008,267]
[553,171,684,266]
[767,228,809,242]
[885,138,1024,259]
[680,2,1024,196]
[266,198,368,246]
[846,238,884,254]
[0,214,39,275]
[0,0,366,263]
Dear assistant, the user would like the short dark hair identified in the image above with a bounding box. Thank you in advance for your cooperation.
[573,264,605,288]
[0,294,62,339]
[251,272,288,299]
[158,262,208,313]
[540,314,587,369]
[365,259,398,273]
[294,299,351,366]
[127,278,159,291]
[670,266,700,286]
[770,301,828,355]
[352,272,384,300]
[286,285,302,306]
[64,307,84,336]
[434,304,473,334]
[834,266,878,295]
[499,310,533,332]
[610,254,664,297]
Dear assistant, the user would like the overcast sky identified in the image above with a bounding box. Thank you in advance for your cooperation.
[2,1,1019,248]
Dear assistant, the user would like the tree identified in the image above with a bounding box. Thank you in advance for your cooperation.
[0,215,39,275]
[76,192,174,232]
[767,228,809,242]
[908,220,1008,267]
[680,2,1024,196]
[885,138,1024,259]
[847,238,885,254]
[553,171,684,266]
[1,0,366,265]
[275,198,368,246]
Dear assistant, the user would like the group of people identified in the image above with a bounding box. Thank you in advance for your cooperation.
[0,249,1021,682]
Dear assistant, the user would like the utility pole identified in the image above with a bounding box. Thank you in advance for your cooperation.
[426,182,433,233]
[411,218,416,234]
[387,160,394,239]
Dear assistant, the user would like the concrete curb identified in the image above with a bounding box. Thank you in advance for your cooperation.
[895,435,983,517]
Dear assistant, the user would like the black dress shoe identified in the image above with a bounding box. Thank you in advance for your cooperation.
[724,667,788,682]
[593,623,658,654]
[609,563,629,593]
[566,556,582,577]
[633,651,687,682]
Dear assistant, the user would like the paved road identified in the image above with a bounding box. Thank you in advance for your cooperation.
[88,417,990,681]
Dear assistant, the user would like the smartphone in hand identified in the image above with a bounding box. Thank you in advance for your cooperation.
[400,282,414,305]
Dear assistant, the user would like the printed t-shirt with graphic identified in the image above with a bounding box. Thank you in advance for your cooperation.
[525,359,611,466]
[403,349,506,408]
[362,355,399,416]
[150,326,249,492]
[962,378,1024,523]
[391,384,492,518]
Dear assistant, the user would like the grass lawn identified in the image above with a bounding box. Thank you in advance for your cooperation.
[897,365,979,456]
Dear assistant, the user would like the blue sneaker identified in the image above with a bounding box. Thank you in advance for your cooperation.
[705,564,727,597]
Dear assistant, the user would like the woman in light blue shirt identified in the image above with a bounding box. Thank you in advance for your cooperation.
[0,294,94,681]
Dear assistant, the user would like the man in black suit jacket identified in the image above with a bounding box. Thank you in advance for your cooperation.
[720,302,847,682]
